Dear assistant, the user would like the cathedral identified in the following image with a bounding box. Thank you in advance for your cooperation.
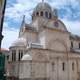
[7,1,80,80]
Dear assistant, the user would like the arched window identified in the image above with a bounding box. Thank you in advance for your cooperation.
[40,11,43,16]
[45,11,48,18]
[36,12,39,16]
[49,13,52,19]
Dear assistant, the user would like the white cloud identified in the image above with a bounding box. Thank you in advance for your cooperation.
[2,22,19,49]
[5,0,80,21]
[62,19,80,35]
[5,5,33,22]
[17,0,40,4]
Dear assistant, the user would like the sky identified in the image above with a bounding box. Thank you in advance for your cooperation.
[1,0,80,49]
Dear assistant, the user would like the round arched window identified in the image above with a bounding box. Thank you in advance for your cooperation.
[40,11,43,16]
[49,13,52,19]
[36,12,39,16]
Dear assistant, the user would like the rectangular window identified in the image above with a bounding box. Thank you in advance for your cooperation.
[12,50,16,61]
[71,41,73,48]
[52,62,55,71]
[62,62,65,71]
[18,52,20,61]
[12,53,13,61]
[18,50,23,61]
[79,43,80,49]
[72,62,74,71]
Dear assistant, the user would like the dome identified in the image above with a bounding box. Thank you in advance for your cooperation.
[34,2,52,12]
[32,2,54,19]
[11,38,26,47]
[21,54,32,60]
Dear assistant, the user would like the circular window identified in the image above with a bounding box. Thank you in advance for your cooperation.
[54,21,59,27]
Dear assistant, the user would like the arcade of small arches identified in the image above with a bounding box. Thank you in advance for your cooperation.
[32,11,52,19]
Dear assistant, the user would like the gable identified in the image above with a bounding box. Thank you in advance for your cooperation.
[46,20,67,32]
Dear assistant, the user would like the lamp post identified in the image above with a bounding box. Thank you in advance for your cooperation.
[0,0,6,49]
[0,0,7,80]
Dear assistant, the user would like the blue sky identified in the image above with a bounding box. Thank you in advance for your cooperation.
[2,0,80,49]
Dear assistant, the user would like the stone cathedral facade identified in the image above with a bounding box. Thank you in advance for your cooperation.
[7,1,80,80]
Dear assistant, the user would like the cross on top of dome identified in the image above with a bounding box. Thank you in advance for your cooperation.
[42,0,44,2]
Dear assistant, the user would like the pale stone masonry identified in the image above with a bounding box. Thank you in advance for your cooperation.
[7,1,80,80]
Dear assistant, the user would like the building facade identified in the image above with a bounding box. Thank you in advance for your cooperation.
[7,1,80,80]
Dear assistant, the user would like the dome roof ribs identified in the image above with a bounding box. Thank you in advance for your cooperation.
[11,38,26,47]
